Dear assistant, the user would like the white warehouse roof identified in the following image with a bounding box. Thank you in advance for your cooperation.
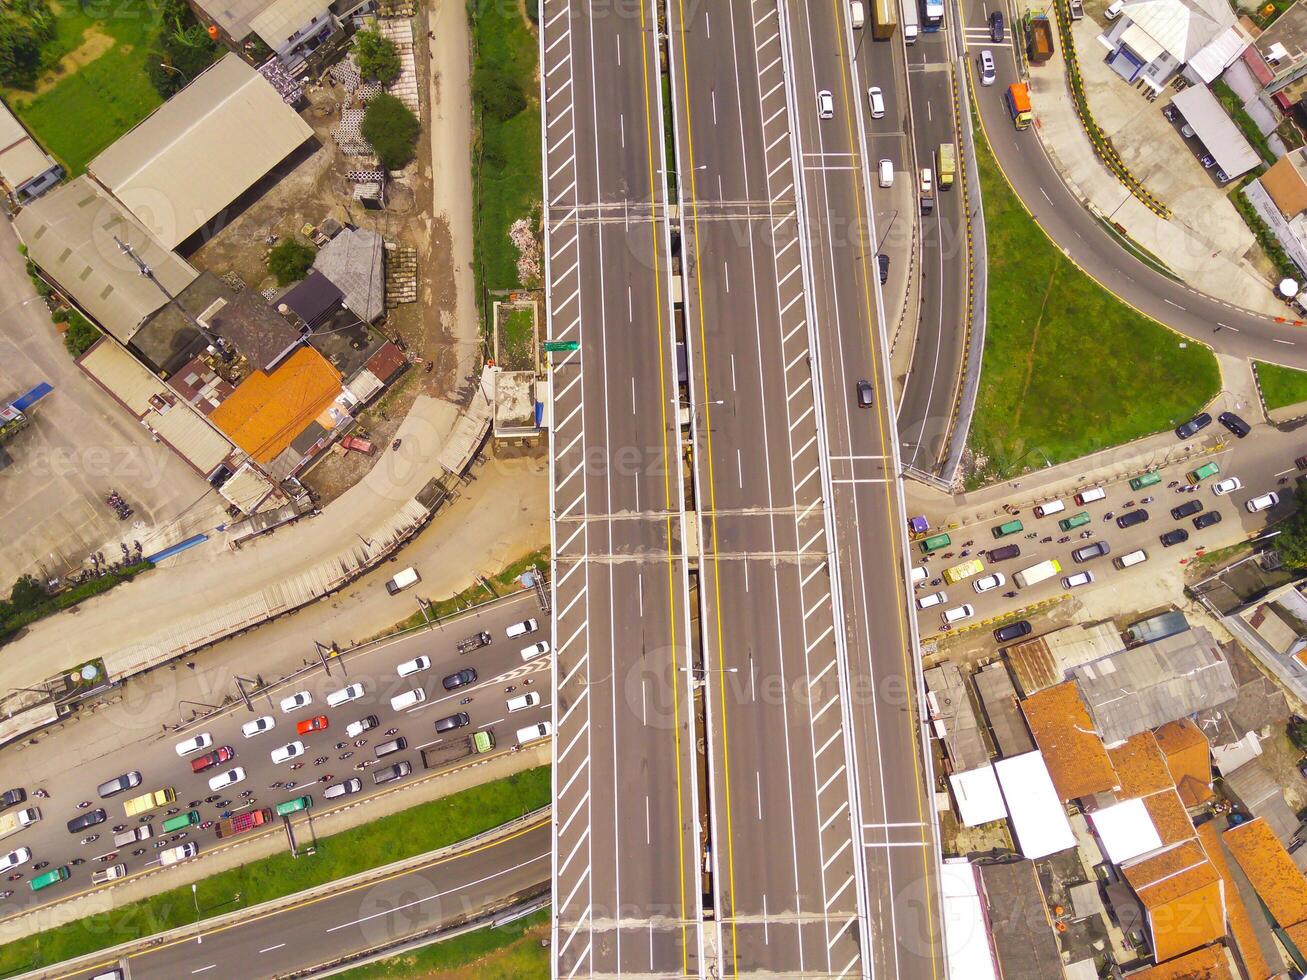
[994,751,1076,859]
[949,766,1009,827]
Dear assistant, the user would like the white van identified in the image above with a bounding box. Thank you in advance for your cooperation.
[1033,500,1065,518]
[878,159,894,187]
[521,641,550,661]
[396,656,431,678]
[1247,492,1280,513]
[909,565,928,585]
[385,567,420,595]
[1074,487,1107,505]
[942,604,974,625]
[326,683,365,708]
[92,863,126,885]
[850,0,865,28]
[517,722,552,744]
[917,591,947,610]
[1114,549,1148,569]
[506,618,539,639]
[391,688,426,711]
[507,692,541,712]
[174,733,213,756]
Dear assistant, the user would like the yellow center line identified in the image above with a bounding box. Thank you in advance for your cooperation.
[669,0,740,973]
[633,0,693,969]
[825,6,941,976]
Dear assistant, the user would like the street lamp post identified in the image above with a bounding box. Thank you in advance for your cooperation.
[192,883,202,944]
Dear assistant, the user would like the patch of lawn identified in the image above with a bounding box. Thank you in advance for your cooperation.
[0,767,550,974]
[7,0,166,174]
[1255,361,1307,412]
[335,908,550,978]
[498,303,536,371]
[470,0,541,323]
[966,114,1220,487]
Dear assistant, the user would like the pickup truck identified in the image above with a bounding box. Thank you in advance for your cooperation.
[159,842,198,866]
[457,631,492,655]
[919,168,935,213]
[420,731,495,769]
[215,808,273,839]
[0,807,39,840]
[124,788,176,817]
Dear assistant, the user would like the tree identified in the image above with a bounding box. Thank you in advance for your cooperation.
[472,64,526,122]
[355,29,400,84]
[9,575,43,613]
[147,0,219,98]
[267,238,316,286]
[0,18,43,89]
[63,311,99,357]
[1272,482,1307,570]
[362,93,421,171]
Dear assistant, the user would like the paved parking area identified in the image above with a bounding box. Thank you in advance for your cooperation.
[0,222,210,591]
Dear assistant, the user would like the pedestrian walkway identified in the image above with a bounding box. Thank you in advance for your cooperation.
[1015,1,1283,316]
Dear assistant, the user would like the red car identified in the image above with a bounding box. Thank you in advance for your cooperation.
[190,745,234,774]
[296,715,329,736]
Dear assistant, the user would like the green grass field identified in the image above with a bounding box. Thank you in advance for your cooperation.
[966,116,1220,486]
[7,0,165,175]
[0,767,550,973]
[336,909,550,978]
[498,303,536,370]
[1255,361,1307,412]
[470,0,541,323]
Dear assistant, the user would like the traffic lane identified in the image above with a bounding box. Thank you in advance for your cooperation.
[59,821,551,980]
[964,7,1307,369]
[0,595,548,914]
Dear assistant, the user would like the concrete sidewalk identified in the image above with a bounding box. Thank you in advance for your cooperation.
[1017,0,1282,316]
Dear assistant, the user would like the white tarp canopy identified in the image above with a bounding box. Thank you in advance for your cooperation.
[940,859,999,980]
[949,766,1009,827]
[1088,798,1164,864]
[994,751,1076,859]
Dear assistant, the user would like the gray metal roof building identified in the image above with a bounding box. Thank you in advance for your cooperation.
[1172,84,1262,180]
[976,860,1064,980]
[973,661,1035,758]
[923,661,990,772]
[1073,627,1237,744]
[312,227,385,323]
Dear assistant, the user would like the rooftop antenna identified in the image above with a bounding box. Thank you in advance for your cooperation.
[114,235,233,361]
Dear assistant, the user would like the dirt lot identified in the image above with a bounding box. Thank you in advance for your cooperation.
[186,9,480,504]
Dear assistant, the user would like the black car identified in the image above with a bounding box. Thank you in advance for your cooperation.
[856,380,873,408]
[877,253,890,284]
[1170,500,1203,520]
[1071,541,1111,563]
[989,10,1004,41]
[1174,412,1212,439]
[1116,509,1149,529]
[1218,412,1251,438]
[1193,511,1222,530]
[434,712,471,733]
[0,789,25,813]
[988,544,1021,562]
[67,809,107,834]
[993,620,1031,643]
[1160,528,1190,547]
[442,668,477,691]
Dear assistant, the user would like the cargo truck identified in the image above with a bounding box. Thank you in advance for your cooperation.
[900,0,919,42]
[1014,559,1061,588]
[124,788,175,817]
[0,808,39,840]
[872,0,897,38]
[420,730,495,769]
[1025,14,1054,64]
[1006,83,1032,130]
[215,808,273,839]
[937,143,956,189]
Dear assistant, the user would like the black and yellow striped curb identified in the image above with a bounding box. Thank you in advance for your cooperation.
[1050,0,1170,219]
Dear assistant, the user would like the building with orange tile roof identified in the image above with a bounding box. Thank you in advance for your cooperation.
[1123,943,1234,980]
[1124,841,1227,963]
[209,346,342,465]
[1195,821,1275,980]
[1142,790,1197,847]
[1155,719,1215,807]
[1223,817,1307,929]
[1019,681,1119,801]
[1109,731,1175,799]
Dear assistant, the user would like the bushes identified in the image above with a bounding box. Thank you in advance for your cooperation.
[355,29,400,83]
[267,238,316,286]
[63,311,99,357]
[0,563,151,642]
[473,63,527,123]
[362,92,420,170]
[1231,180,1304,282]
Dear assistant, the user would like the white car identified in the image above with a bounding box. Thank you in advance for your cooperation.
[917,590,947,610]
[867,86,885,118]
[326,683,365,708]
[878,159,894,187]
[242,715,275,738]
[396,656,431,678]
[978,49,996,86]
[271,741,305,765]
[941,604,974,625]
[973,573,1006,594]
[174,733,213,756]
[391,689,427,711]
[208,767,246,792]
[818,89,834,119]
[1062,571,1094,588]
[279,691,312,714]
[521,641,550,662]
[1246,492,1280,513]
[1212,477,1242,496]
[0,847,31,871]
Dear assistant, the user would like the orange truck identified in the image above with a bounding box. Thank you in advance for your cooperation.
[1006,83,1032,130]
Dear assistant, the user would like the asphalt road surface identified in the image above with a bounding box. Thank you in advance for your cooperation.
[965,0,1307,370]
[56,819,550,980]
[785,1,948,977]
[0,593,551,919]
[540,0,703,972]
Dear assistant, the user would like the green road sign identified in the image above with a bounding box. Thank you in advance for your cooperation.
[542,340,580,352]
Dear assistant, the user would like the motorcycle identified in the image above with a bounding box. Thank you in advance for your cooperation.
[459,697,472,705]
[1102,512,1115,521]
[32,861,48,871]
[384,728,399,738]
[1141,496,1154,504]
[1057,536,1070,544]
[504,686,516,694]
[77,800,92,809]
[81,834,99,845]
[1002,591,1018,598]
[113,824,127,833]
[1039,536,1052,544]
[339,751,354,760]
[132,848,147,857]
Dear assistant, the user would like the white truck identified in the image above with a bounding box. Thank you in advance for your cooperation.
[0,808,38,840]
[1014,559,1062,589]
